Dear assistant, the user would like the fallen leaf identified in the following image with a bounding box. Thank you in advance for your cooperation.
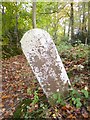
[87,106,90,112]
[52,114,56,118]
[67,114,76,119]
[2,95,10,99]
[2,108,5,112]
[82,112,88,118]
[35,104,38,109]
[4,111,10,118]
[82,107,89,118]
[62,105,73,111]
[0,103,4,107]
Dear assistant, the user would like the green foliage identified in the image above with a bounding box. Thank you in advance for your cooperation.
[2,2,32,59]
[57,41,72,53]
[69,89,89,108]
[71,44,88,60]
[51,92,65,105]
[27,88,39,105]
[27,88,32,95]
[13,91,49,119]
[81,89,89,99]
[70,89,81,97]
[48,88,89,108]
[70,89,82,108]
[61,36,69,42]
[72,97,82,108]
[32,91,39,105]
[13,98,47,119]
[59,44,88,63]
[2,45,22,59]
[2,2,89,59]
[13,99,32,118]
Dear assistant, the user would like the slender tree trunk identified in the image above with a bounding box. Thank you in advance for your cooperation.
[82,2,87,44]
[68,18,70,38]
[16,12,19,47]
[53,3,59,42]
[64,23,66,36]
[2,5,5,15]
[78,4,81,30]
[15,2,19,47]
[53,15,58,41]
[70,2,74,40]
[53,23,58,41]
[32,1,36,28]
[82,2,86,31]
[88,1,90,44]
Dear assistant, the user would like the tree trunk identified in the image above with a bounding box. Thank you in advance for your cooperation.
[82,2,86,31]
[2,5,5,15]
[81,2,87,44]
[32,1,36,28]
[52,3,59,43]
[68,18,70,38]
[64,23,66,36]
[53,23,58,41]
[70,2,74,40]
[15,2,19,48]
[88,1,90,44]
[78,3,81,30]
[16,12,19,47]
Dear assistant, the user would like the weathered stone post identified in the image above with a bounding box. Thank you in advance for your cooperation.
[20,28,71,103]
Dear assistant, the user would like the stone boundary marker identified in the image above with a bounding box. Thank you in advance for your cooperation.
[20,28,71,102]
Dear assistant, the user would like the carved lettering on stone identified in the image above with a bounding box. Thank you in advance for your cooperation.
[20,28,71,98]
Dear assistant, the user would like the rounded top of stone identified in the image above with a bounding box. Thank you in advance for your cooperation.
[20,28,51,44]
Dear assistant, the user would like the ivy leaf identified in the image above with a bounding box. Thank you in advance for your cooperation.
[53,93,58,100]
[76,98,82,108]
[57,94,61,103]
[76,102,82,108]
[81,89,88,98]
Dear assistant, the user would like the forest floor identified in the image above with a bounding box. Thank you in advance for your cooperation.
[1,46,90,119]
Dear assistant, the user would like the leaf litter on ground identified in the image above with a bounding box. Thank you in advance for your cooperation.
[1,45,90,119]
